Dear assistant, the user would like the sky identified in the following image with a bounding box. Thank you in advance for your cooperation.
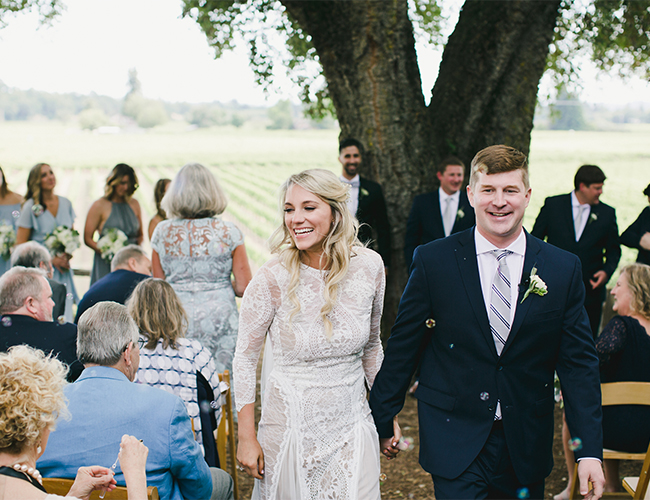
[1,0,649,107]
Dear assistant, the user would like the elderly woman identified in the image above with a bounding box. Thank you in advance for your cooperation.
[151,163,251,374]
[84,163,143,285]
[0,344,149,500]
[127,278,227,467]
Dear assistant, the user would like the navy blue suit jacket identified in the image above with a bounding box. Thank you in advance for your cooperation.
[404,189,475,268]
[0,314,83,381]
[620,206,650,266]
[75,269,149,323]
[357,177,391,267]
[369,229,602,484]
[531,193,620,306]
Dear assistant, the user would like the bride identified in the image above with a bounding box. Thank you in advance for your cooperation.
[233,169,400,499]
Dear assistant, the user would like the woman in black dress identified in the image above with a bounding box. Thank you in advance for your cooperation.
[620,183,650,265]
[596,263,650,492]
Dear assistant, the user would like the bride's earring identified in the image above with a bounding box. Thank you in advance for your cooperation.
[37,445,42,454]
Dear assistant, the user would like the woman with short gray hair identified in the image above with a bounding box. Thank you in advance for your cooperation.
[151,163,251,374]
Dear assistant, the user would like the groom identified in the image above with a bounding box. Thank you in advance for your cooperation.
[370,145,605,499]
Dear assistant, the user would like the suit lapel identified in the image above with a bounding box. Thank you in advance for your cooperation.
[502,232,544,355]
[431,190,445,235]
[451,191,469,232]
[578,202,600,243]
[455,229,498,359]
[357,177,370,217]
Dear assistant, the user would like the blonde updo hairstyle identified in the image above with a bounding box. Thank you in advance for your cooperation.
[621,263,650,320]
[0,345,69,455]
[269,168,361,339]
[127,278,188,350]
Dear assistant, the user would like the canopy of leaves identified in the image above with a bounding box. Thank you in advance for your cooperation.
[0,0,61,27]
[547,0,650,94]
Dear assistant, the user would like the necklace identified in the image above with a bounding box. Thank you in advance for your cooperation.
[11,463,43,484]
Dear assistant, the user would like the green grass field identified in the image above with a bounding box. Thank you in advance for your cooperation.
[1,120,648,297]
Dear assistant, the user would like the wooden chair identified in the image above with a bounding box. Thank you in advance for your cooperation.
[569,382,650,499]
[622,441,650,499]
[218,370,240,500]
[43,477,159,499]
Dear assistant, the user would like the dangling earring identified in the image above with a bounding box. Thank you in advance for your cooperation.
[36,445,42,454]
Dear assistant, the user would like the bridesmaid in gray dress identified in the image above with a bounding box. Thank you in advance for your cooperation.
[151,163,252,374]
[84,164,143,285]
[16,163,79,315]
[0,166,23,276]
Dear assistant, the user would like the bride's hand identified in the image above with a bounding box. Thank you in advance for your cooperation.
[237,436,265,479]
[381,416,402,460]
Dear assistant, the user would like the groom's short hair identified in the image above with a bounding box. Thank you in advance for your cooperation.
[469,145,529,189]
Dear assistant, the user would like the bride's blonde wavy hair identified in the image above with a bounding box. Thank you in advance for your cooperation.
[269,169,361,339]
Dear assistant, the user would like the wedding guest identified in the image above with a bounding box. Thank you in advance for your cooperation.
[84,163,143,285]
[556,263,650,497]
[127,278,227,467]
[620,183,650,266]
[0,344,119,499]
[148,178,170,241]
[16,163,78,315]
[233,169,392,499]
[11,241,66,320]
[0,165,23,276]
[152,163,251,374]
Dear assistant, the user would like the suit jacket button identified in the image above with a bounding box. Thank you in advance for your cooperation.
[425,319,436,328]
[487,404,494,411]
[498,366,503,371]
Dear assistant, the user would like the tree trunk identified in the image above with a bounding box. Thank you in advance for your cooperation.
[282,0,561,339]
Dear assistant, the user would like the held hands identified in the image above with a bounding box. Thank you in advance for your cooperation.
[237,436,265,479]
[380,416,402,461]
[67,466,117,500]
[577,459,605,500]
[589,270,608,290]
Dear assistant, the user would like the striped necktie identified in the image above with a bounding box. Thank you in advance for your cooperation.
[489,249,513,356]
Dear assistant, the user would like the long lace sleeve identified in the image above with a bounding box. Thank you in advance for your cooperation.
[232,264,278,412]
[362,251,386,388]
[595,316,628,366]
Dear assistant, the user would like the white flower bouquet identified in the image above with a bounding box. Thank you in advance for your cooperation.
[97,228,128,262]
[0,222,16,260]
[44,226,80,257]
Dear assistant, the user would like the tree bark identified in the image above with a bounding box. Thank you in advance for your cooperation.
[282,0,562,339]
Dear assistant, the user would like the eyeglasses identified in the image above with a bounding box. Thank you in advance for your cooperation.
[122,338,146,353]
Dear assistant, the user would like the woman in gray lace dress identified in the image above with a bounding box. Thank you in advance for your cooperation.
[151,163,252,373]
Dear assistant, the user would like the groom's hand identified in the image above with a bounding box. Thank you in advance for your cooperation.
[380,437,400,460]
[577,459,605,499]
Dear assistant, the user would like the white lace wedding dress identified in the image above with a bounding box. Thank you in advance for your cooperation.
[233,247,385,500]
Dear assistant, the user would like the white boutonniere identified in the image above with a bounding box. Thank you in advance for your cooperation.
[589,212,598,223]
[457,208,465,219]
[360,188,369,198]
[521,266,548,303]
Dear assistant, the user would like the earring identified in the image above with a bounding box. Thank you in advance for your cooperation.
[37,445,42,454]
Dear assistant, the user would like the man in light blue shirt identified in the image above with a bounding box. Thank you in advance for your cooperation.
[38,301,233,500]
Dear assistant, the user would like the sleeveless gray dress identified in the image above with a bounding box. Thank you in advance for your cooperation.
[90,202,140,285]
[0,203,21,276]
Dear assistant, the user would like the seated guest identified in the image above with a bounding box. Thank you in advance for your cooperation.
[0,345,119,500]
[0,267,82,381]
[127,278,227,467]
[74,245,151,323]
[620,183,650,266]
[596,263,650,492]
[38,301,234,500]
[11,241,66,320]
[0,345,150,500]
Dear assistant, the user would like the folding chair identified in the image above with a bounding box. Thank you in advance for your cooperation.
[218,370,240,500]
[43,477,159,499]
[622,441,650,499]
[569,382,650,499]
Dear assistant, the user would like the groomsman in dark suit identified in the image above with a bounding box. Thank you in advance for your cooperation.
[531,165,620,337]
[339,138,391,268]
[404,156,476,269]
[370,145,604,499]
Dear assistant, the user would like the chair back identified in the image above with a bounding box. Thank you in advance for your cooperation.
[43,477,159,499]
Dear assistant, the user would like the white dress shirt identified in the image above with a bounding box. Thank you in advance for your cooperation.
[571,190,591,241]
[341,174,360,215]
[439,188,460,237]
